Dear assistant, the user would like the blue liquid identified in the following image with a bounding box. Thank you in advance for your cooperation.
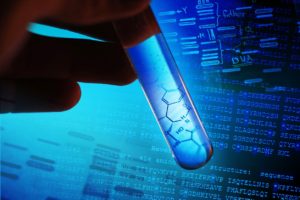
[127,34,213,169]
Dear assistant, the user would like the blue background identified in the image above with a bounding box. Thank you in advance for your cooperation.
[1,0,300,199]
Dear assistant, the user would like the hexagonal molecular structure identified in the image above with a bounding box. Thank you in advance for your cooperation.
[162,88,185,105]
[190,128,202,147]
[175,139,201,156]
[169,125,193,142]
[156,99,168,119]
[159,117,173,131]
[152,86,168,119]
[174,139,210,169]
[165,125,180,146]
[166,102,191,122]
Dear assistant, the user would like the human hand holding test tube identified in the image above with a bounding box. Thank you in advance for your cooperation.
[0,1,212,169]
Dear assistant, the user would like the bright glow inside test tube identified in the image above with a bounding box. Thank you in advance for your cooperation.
[123,27,213,169]
[126,34,213,169]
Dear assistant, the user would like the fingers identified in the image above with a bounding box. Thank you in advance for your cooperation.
[3,33,137,85]
[0,0,151,69]
[42,7,160,48]
[113,7,160,47]
[53,0,151,25]
[38,21,120,43]
[0,79,80,113]
[0,0,156,114]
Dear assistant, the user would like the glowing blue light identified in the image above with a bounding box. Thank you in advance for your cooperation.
[127,34,213,169]
[28,23,107,42]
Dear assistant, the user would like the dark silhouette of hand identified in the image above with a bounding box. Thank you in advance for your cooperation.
[0,0,159,113]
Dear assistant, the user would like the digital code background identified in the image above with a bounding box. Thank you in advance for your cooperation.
[1,0,300,199]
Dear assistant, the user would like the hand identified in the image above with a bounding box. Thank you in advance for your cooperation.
[0,0,159,113]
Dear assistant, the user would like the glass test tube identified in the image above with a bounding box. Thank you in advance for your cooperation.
[114,8,213,169]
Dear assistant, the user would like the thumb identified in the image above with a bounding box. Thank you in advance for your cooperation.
[0,79,81,113]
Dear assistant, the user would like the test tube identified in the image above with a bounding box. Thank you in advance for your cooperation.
[114,8,213,169]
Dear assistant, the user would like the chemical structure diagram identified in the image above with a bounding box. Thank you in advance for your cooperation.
[158,87,203,150]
